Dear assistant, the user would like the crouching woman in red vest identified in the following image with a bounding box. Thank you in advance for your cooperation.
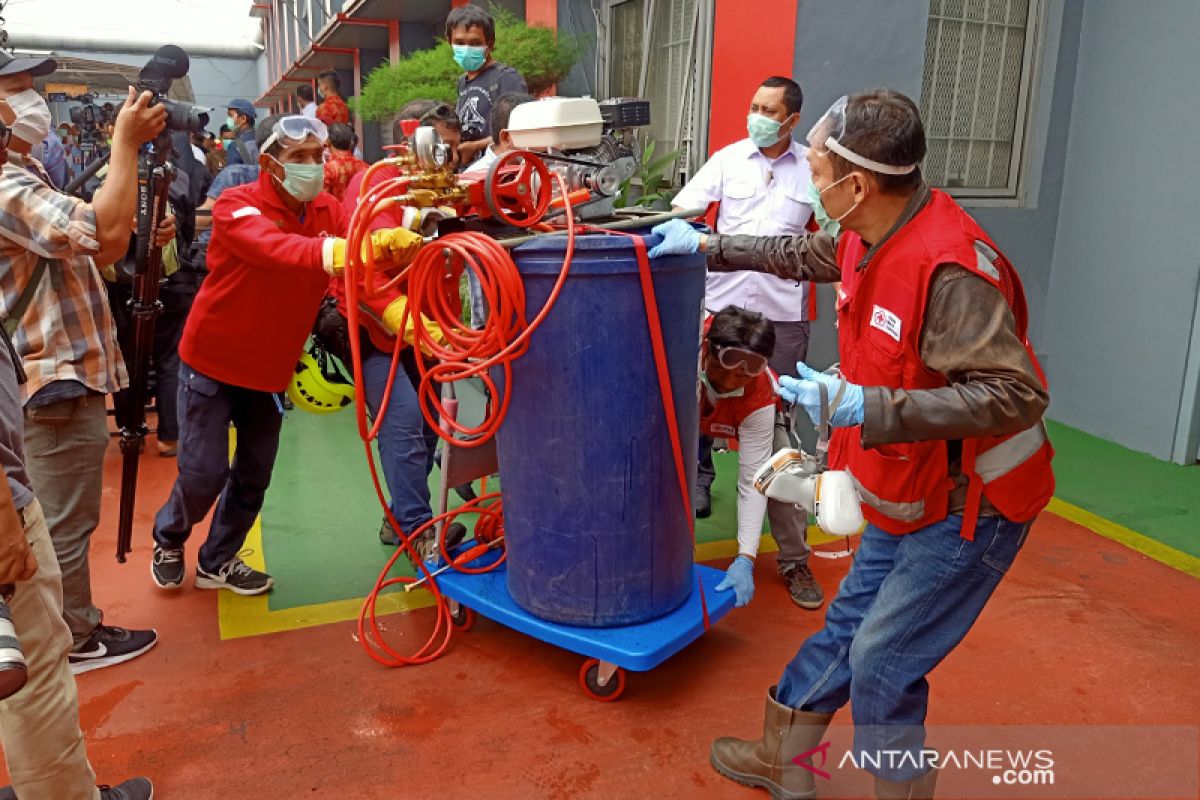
[651,90,1053,800]
[702,307,823,611]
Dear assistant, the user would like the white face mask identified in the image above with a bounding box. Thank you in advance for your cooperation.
[3,89,53,148]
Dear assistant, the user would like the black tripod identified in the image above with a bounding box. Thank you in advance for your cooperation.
[115,130,174,563]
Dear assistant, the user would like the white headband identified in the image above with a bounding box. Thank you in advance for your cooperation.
[824,137,917,176]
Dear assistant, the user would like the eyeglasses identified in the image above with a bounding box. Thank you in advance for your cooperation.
[260,115,329,151]
[713,345,768,376]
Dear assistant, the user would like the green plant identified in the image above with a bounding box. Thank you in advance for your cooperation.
[354,4,582,122]
[615,138,682,209]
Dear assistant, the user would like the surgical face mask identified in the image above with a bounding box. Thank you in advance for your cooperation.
[700,371,746,400]
[270,157,324,202]
[807,174,857,235]
[747,113,786,149]
[2,89,52,147]
[226,115,237,130]
[452,44,488,72]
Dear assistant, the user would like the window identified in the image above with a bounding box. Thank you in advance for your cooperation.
[920,0,1043,199]
[597,0,714,184]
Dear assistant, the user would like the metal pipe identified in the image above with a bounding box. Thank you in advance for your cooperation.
[496,208,706,250]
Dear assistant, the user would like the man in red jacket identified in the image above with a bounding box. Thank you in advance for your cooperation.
[148,114,423,595]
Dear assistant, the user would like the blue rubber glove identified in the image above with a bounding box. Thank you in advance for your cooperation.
[715,555,755,607]
[778,362,865,428]
[647,219,703,258]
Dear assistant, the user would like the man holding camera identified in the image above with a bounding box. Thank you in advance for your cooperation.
[0,50,159,799]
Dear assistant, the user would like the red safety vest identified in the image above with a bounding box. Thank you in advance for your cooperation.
[829,189,1055,540]
[700,368,779,440]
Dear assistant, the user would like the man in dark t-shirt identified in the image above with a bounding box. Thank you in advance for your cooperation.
[446,5,528,166]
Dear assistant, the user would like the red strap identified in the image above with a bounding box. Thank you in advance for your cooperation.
[631,237,709,629]
[960,438,983,542]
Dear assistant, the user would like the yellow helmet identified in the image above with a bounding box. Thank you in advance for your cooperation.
[286,343,354,415]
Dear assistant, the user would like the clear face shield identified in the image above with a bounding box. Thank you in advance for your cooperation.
[260,115,329,152]
[806,95,918,176]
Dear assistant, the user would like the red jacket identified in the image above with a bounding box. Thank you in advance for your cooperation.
[334,164,407,352]
[829,189,1054,539]
[179,171,345,391]
[316,95,350,127]
[700,369,779,440]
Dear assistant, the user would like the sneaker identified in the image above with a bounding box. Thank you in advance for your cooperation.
[195,555,274,596]
[0,778,154,800]
[100,777,154,799]
[785,564,824,610]
[150,545,185,589]
[69,625,158,675]
[695,484,712,519]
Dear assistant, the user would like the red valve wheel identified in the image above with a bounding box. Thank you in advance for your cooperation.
[484,150,553,228]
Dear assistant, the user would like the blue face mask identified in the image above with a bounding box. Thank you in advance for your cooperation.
[747,113,788,148]
[452,45,488,72]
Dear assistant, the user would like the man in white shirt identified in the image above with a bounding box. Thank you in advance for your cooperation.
[673,75,814,518]
[296,85,317,119]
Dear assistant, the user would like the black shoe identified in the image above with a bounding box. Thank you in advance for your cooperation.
[453,482,478,502]
[785,564,824,610]
[195,555,274,596]
[69,625,158,675]
[150,545,185,589]
[100,777,154,799]
[695,484,712,519]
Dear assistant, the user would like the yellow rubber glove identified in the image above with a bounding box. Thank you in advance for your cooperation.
[322,227,425,276]
[381,295,448,355]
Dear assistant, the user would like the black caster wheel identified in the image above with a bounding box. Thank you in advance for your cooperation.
[449,604,476,632]
[578,658,626,702]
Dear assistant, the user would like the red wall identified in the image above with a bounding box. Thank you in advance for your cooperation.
[707,0,799,154]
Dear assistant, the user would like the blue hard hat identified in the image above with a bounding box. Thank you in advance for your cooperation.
[227,99,256,119]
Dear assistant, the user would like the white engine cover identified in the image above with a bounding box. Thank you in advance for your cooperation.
[507,97,604,150]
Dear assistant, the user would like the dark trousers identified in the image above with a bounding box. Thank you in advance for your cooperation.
[152,362,283,572]
[108,279,197,441]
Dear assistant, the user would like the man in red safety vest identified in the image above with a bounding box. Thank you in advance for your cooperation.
[650,89,1053,799]
[701,307,823,610]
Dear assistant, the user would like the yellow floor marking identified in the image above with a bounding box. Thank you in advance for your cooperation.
[218,501,1197,640]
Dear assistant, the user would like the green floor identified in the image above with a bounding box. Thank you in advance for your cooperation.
[1045,419,1199,558]
[258,411,1198,611]
[260,409,748,610]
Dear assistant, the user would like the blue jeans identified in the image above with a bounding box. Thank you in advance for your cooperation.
[362,343,436,533]
[153,363,284,572]
[776,515,1031,782]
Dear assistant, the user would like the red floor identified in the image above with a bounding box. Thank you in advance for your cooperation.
[4,448,1199,799]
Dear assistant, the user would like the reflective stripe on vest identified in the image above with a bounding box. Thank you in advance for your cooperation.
[846,468,926,523]
[974,423,1048,483]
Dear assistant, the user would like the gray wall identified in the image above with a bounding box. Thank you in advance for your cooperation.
[56,49,262,134]
[558,0,598,97]
[1041,0,1200,461]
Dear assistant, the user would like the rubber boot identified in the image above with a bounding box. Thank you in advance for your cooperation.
[874,767,939,799]
[710,686,833,800]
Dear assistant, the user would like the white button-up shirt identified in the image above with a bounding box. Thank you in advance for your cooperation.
[674,137,815,321]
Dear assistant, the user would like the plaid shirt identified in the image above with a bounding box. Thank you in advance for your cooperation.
[0,155,127,403]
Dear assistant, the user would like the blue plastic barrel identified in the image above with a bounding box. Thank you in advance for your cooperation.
[494,230,705,627]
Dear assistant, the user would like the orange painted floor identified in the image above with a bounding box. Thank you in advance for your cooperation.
[4,443,1200,799]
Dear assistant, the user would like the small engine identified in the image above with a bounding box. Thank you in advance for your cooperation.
[507,97,651,218]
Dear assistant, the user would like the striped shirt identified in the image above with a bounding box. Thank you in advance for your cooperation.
[0,156,127,404]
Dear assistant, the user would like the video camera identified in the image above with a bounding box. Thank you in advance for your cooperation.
[137,45,208,133]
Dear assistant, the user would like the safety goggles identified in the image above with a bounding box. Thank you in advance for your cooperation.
[806,95,917,176]
[713,345,768,376]
[260,115,329,152]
